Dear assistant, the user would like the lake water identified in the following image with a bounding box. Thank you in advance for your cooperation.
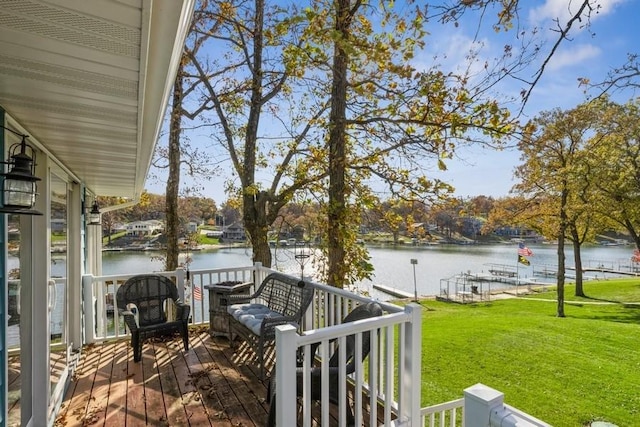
[8,242,634,348]
[102,243,638,300]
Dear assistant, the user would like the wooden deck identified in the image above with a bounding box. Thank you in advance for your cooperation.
[54,326,271,427]
[0,324,390,426]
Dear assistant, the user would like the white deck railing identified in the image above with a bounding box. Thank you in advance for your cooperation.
[186,265,264,324]
[82,263,405,343]
[419,384,551,427]
[420,398,464,426]
[81,265,551,427]
[82,263,270,342]
[274,275,422,426]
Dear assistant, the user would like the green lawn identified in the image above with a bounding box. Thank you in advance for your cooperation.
[416,278,640,426]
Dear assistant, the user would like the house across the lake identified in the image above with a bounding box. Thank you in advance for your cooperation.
[222,222,247,241]
[125,219,164,237]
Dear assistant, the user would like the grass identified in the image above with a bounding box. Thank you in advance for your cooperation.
[416,278,640,426]
[197,234,219,245]
[103,231,126,245]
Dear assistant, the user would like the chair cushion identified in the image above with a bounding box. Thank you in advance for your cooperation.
[227,303,282,335]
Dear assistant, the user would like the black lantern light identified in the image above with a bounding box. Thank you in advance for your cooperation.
[0,126,41,215]
[88,199,101,225]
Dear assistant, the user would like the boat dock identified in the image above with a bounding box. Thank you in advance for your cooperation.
[372,284,414,299]
[486,263,518,278]
[438,273,491,304]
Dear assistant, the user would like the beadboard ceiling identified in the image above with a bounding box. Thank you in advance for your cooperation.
[0,0,194,198]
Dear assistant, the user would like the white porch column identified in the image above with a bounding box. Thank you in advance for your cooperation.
[68,183,82,351]
[82,275,96,344]
[18,214,34,427]
[82,201,101,345]
[22,152,49,426]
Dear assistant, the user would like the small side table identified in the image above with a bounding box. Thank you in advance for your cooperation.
[205,281,252,339]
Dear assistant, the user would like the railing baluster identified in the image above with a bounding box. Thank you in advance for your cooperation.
[384,324,394,425]
[369,325,378,427]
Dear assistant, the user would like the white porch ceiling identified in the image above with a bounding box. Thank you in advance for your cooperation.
[0,0,194,198]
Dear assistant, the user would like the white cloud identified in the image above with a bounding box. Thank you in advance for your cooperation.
[413,30,497,81]
[529,0,627,26]
[547,43,601,70]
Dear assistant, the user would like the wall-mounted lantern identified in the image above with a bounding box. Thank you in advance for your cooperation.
[88,200,101,226]
[0,126,41,215]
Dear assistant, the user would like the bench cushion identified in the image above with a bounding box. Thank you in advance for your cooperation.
[228,303,292,335]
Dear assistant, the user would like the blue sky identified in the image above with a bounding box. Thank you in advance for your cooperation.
[147,0,640,203]
[429,0,639,198]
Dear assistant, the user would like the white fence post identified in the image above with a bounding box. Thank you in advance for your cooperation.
[82,274,95,344]
[95,275,106,338]
[464,383,505,426]
[400,303,422,425]
[253,262,264,285]
[275,324,297,427]
[464,383,550,427]
[175,267,185,301]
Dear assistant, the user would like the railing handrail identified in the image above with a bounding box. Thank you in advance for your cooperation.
[304,279,404,314]
[502,403,551,426]
[89,271,176,281]
[297,311,409,345]
[420,397,464,415]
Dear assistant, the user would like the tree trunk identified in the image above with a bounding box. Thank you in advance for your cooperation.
[241,0,272,268]
[571,228,585,297]
[326,0,352,288]
[165,72,183,271]
[244,192,272,267]
[623,218,640,249]
[106,219,112,245]
[556,188,568,318]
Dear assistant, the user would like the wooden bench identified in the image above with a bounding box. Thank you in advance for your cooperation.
[226,272,315,378]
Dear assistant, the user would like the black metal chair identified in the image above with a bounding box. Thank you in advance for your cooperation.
[116,274,190,362]
[267,301,384,426]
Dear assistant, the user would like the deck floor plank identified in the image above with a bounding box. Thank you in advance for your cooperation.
[182,332,232,426]
[203,336,270,425]
[102,341,129,427]
[140,339,170,426]
[124,343,147,427]
[155,337,192,426]
[196,334,266,426]
[85,339,117,426]
[170,332,213,426]
[58,344,104,426]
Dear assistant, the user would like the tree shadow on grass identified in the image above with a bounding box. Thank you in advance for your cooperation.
[567,300,640,324]
[579,295,623,304]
